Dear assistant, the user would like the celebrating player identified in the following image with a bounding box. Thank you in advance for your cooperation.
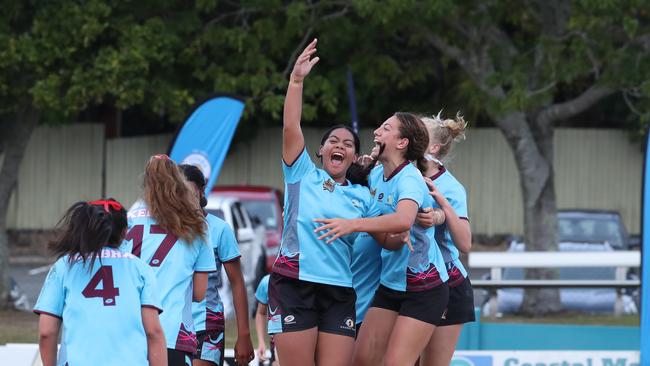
[315,113,449,366]
[269,38,389,366]
[418,113,474,366]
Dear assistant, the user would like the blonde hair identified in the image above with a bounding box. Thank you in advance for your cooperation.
[143,155,206,243]
[421,111,467,161]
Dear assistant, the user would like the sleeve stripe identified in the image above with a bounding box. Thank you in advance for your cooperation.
[282,146,306,167]
[397,198,420,206]
[33,310,63,319]
[195,269,217,273]
[459,217,470,222]
[222,255,241,264]
[142,304,164,314]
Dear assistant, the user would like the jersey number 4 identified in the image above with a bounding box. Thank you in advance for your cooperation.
[82,266,119,306]
[125,224,178,267]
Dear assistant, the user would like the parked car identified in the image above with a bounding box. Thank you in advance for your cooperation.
[205,193,266,319]
[211,186,284,273]
[557,210,632,250]
[480,242,639,317]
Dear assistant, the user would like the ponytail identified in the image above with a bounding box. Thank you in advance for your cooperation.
[143,155,206,243]
[49,202,113,268]
[421,111,468,163]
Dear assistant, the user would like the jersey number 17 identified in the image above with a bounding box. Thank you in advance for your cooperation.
[125,224,179,267]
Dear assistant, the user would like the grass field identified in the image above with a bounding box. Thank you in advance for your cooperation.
[1,309,638,347]
[0,310,265,350]
[483,313,640,326]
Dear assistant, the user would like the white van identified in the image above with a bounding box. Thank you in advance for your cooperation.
[205,194,266,319]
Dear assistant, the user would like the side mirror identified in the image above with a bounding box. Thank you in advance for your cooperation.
[251,215,262,227]
[628,235,641,250]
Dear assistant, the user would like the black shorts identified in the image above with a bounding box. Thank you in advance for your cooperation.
[195,330,225,366]
[167,348,192,366]
[268,272,357,337]
[371,283,449,325]
[439,277,476,326]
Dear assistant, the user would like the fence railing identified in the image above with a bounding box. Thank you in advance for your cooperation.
[469,251,641,316]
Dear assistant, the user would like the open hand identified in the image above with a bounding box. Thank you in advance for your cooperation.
[313,218,356,244]
[424,177,443,202]
[257,344,267,362]
[291,39,320,81]
[416,207,435,228]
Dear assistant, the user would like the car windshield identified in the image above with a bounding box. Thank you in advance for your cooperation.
[207,209,225,220]
[503,267,616,280]
[558,217,624,248]
[240,200,278,229]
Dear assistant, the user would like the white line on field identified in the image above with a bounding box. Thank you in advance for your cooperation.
[28,265,51,276]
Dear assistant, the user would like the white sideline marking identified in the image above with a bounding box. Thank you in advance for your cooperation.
[28,265,51,276]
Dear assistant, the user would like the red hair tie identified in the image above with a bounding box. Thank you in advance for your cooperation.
[89,200,123,213]
[153,154,170,160]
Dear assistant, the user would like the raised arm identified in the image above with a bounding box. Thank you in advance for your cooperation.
[283,38,320,165]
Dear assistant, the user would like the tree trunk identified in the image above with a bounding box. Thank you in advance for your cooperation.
[520,170,563,315]
[494,112,563,315]
[0,104,39,309]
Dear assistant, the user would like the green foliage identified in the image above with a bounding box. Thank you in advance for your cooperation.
[1,0,648,133]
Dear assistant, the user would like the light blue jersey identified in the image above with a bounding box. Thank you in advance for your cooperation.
[351,233,381,324]
[123,201,216,353]
[34,248,161,366]
[431,166,470,282]
[255,274,270,305]
[273,149,380,287]
[193,213,241,333]
[368,162,448,292]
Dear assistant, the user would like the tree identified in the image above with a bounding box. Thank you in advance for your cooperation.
[354,0,650,314]
[0,0,203,308]
[0,0,359,308]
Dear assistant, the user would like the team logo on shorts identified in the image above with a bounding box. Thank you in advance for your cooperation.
[284,315,296,324]
[378,193,384,201]
[343,317,354,329]
[323,179,335,192]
